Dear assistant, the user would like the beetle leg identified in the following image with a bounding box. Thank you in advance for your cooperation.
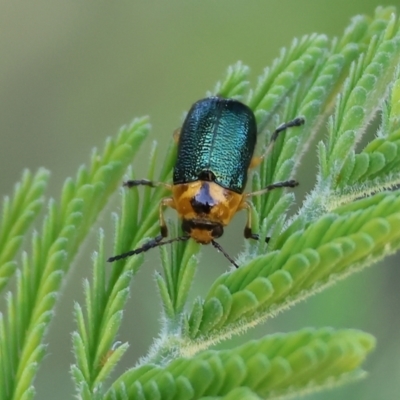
[239,201,259,240]
[159,197,175,237]
[245,180,298,198]
[136,196,189,257]
[132,197,173,253]
[249,116,305,168]
[123,179,172,190]
[243,179,299,245]
[238,201,273,244]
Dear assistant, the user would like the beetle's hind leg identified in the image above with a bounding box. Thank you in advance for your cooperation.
[270,116,305,142]
[250,116,305,168]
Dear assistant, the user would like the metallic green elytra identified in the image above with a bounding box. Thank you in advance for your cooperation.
[173,96,257,193]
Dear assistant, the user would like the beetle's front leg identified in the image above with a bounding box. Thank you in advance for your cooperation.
[239,201,259,240]
[144,196,176,244]
[158,197,175,238]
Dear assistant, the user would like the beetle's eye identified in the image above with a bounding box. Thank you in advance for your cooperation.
[212,225,223,238]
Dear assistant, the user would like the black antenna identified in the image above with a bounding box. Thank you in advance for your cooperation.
[108,235,190,262]
[211,240,239,268]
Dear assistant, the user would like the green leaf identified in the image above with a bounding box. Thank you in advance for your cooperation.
[0,117,149,399]
[107,329,374,400]
[0,169,49,291]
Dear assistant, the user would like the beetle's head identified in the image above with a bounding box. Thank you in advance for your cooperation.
[181,218,237,267]
[181,219,224,244]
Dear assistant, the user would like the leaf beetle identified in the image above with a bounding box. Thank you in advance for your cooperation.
[108,96,304,267]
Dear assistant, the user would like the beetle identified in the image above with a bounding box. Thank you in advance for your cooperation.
[108,96,304,267]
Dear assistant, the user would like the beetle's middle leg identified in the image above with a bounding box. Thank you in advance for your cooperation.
[245,179,298,198]
[123,180,172,190]
[249,116,305,168]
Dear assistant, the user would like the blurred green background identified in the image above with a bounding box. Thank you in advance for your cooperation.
[1,1,399,399]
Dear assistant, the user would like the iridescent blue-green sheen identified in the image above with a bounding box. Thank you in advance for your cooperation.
[173,97,257,194]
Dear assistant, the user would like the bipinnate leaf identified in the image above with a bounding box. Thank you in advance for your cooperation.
[107,329,374,400]
[0,169,49,291]
[0,118,149,399]
[187,191,400,346]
